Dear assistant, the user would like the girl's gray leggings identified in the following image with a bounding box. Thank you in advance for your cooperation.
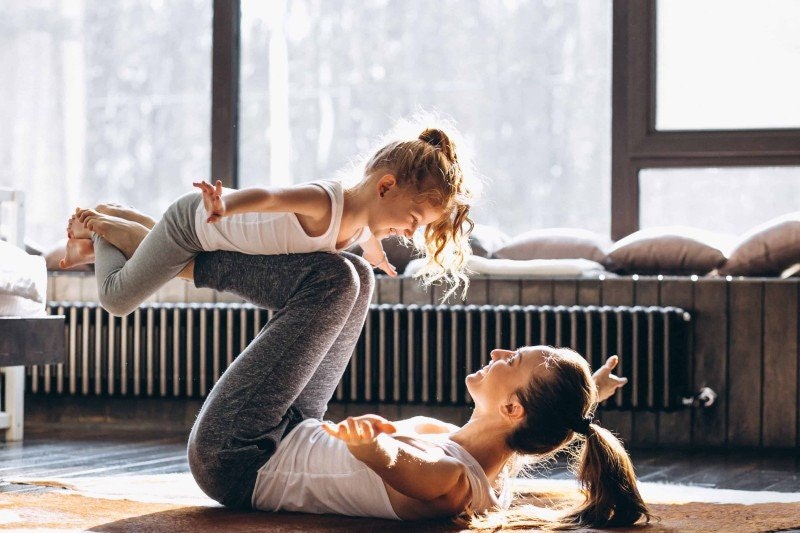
[92,191,204,317]
[186,249,374,508]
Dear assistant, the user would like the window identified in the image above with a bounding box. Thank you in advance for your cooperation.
[239,0,612,236]
[0,0,211,248]
[656,0,800,130]
[612,0,800,239]
[639,166,800,234]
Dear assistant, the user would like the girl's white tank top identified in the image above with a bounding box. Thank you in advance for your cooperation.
[250,419,499,520]
[193,180,369,255]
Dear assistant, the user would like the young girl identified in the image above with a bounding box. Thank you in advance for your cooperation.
[60,127,474,317]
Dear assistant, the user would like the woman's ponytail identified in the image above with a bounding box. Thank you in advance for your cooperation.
[565,423,650,527]
[468,347,650,530]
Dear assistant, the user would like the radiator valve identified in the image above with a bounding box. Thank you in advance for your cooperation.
[681,387,717,408]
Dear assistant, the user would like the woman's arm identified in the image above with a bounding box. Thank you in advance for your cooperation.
[324,416,471,511]
[194,180,330,222]
[593,355,628,402]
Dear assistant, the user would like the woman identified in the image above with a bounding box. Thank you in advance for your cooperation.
[79,208,643,528]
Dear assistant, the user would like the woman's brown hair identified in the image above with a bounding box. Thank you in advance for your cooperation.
[472,347,650,529]
[364,127,474,300]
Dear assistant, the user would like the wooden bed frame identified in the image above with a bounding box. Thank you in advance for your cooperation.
[0,189,64,441]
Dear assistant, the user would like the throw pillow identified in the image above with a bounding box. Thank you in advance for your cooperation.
[719,212,800,276]
[493,228,611,263]
[607,226,735,275]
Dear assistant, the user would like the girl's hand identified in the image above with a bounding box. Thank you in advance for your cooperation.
[193,179,226,223]
[323,415,397,446]
[376,257,398,277]
[364,251,398,277]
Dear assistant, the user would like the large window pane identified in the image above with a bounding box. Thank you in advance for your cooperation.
[0,0,211,248]
[240,0,611,236]
[640,167,800,235]
[656,0,800,131]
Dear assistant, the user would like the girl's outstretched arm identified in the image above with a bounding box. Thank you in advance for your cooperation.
[193,180,331,223]
[323,415,470,512]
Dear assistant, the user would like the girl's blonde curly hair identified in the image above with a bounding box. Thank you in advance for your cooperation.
[364,127,475,300]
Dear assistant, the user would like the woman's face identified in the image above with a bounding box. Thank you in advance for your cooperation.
[465,346,548,407]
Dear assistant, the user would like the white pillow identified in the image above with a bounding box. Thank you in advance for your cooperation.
[402,256,608,279]
[402,257,428,278]
[0,239,47,305]
[466,256,608,278]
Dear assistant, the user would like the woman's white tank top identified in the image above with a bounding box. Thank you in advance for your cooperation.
[193,180,368,255]
[251,419,499,519]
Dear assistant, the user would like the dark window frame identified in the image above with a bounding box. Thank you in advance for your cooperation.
[611,0,800,239]
[211,0,240,189]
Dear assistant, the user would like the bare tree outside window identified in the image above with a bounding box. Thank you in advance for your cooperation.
[239,0,612,237]
[1,0,610,247]
[0,0,211,249]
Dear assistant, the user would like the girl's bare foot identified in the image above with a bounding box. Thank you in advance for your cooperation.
[80,211,150,259]
[67,209,92,239]
[95,203,157,229]
[59,238,95,269]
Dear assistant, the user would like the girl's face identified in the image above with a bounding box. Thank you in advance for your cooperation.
[371,178,445,240]
[466,347,547,409]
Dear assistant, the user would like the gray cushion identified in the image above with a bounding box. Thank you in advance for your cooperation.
[493,228,611,263]
[719,212,800,276]
[607,226,735,275]
[469,224,510,258]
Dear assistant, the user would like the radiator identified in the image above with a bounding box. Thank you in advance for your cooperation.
[31,303,692,410]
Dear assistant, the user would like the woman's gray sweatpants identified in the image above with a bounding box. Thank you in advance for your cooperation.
[93,191,203,317]
[185,249,374,509]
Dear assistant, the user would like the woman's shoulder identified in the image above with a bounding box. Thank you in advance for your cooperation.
[392,416,460,435]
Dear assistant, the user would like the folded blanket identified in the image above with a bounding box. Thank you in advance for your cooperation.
[465,256,609,278]
[403,256,609,279]
[0,239,47,312]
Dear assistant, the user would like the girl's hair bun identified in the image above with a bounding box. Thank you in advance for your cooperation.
[419,128,457,163]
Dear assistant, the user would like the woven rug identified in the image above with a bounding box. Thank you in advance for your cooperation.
[2,474,799,532]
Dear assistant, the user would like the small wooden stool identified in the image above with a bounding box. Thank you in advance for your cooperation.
[0,316,65,441]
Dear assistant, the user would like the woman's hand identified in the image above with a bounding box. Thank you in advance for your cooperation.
[193,179,226,223]
[326,415,468,509]
[593,355,628,402]
[323,415,397,446]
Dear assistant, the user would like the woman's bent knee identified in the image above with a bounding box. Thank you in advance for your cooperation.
[308,253,362,301]
[341,253,375,300]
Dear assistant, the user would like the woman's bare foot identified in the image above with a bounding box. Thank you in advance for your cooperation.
[95,203,157,229]
[59,238,95,269]
[78,210,150,259]
[67,209,92,239]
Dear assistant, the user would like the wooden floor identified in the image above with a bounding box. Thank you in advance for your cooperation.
[3,419,799,496]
